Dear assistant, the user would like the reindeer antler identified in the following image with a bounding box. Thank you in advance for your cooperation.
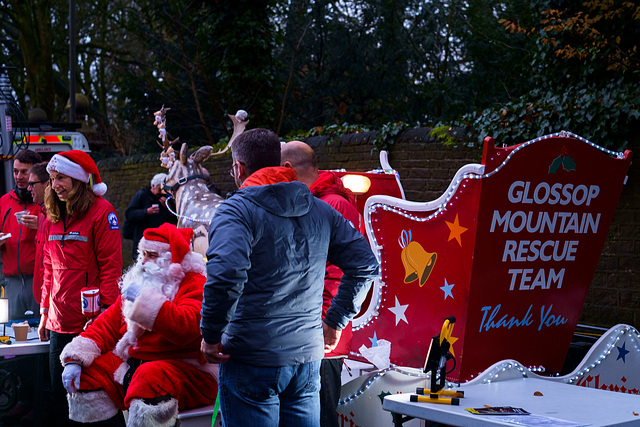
[155,104,179,169]
[155,106,246,168]
[209,110,249,158]
[157,137,179,152]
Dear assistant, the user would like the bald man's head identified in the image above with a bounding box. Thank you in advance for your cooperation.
[281,141,319,188]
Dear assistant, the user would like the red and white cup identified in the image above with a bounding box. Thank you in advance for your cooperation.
[81,288,100,317]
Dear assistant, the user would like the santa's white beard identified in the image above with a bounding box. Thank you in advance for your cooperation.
[114,253,183,360]
[120,252,183,323]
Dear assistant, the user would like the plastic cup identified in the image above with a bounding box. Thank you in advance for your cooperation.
[12,324,29,341]
[14,211,28,223]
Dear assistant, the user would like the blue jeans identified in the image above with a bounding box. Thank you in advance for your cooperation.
[219,358,321,427]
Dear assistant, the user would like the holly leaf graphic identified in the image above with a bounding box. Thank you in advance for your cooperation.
[549,155,563,174]
[562,156,577,171]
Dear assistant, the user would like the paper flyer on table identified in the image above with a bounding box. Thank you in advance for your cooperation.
[502,414,589,426]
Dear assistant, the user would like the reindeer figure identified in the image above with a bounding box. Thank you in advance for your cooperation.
[162,110,248,255]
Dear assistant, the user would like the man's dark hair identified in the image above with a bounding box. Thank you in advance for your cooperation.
[15,149,42,165]
[28,162,49,182]
[232,128,281,175]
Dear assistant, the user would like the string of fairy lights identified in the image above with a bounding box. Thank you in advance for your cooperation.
[564,324,639,386]
[163,195,211,224]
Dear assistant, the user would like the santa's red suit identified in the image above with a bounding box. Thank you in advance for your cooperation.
[60,224,217,427]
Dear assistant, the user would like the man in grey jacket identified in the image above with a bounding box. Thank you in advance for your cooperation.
[200,129,379,426]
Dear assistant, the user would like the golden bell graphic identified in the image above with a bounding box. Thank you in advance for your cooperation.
[401,241,437,287]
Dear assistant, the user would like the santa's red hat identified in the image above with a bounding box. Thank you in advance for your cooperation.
[137,223,204,276]
[141,223,193,265]
[47,150,107,196]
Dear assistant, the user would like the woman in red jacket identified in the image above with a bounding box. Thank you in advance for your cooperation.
[38,150,122,427]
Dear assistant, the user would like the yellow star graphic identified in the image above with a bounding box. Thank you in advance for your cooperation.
[445,214,467,246]
[447,336,458,357]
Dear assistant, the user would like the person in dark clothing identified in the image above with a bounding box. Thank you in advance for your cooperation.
[124,173,177,260]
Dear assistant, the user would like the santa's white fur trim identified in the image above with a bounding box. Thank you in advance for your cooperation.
[128,397,178,427]
[93,182,108,196]
[114,361,129,385]
[128,287,168,330]
[68,390,118,423]
[60,336,101,367]
[114,329,141,361]
[168,263,184,284]
[182,251,206,274]
[137,238,170,257]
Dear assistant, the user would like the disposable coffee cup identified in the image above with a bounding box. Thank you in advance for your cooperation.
[12,323,29,342]
[81,288,101,317]
[14,211,28,223]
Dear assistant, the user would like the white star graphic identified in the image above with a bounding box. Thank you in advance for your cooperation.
[388,296,409,326]
[440,279,454,300]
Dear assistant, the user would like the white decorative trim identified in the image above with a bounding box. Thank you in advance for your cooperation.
[114,360,129,385]
[137,238,170,256]
[114,328,142,361]
[93,182,107,196]
[68,390,118,422]
[549,324,640,389]
[128,397,178,427]
[48,154,90,183]
[182,251,206,274]
[60,336,102,367]
[138,238,204,274]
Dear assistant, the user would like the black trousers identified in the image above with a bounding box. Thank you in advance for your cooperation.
[319,358,342,427]
[49,331,78,427]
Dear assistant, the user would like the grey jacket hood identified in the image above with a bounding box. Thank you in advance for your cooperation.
[237,181,314,218]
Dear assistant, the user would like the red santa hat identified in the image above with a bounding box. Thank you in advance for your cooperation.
[142,223,192,264]
[47,150,107,196]
[137,223,204,275]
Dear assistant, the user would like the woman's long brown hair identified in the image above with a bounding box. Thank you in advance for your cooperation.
[45,178,95,223]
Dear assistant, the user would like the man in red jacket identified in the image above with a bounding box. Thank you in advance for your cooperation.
[20,162,51,307]
[281,141,362,427]
[0,149,42,320]
[59,224,217,427]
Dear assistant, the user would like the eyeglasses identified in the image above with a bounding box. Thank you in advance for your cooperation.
[27,180,47,188]
[229,161,245,177]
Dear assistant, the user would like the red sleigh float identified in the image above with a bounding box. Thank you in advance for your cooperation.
[345,131,632,383]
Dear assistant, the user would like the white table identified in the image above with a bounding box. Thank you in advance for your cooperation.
[383,377,640,426]
[0,325,49,357]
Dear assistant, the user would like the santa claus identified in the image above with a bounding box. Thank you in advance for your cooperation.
[60,223,218,427]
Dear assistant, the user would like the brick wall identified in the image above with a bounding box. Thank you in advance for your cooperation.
[98,128,639,328]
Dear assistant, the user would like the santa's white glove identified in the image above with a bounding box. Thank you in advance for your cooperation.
[122,282,143,302]
[62,363,82,394]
